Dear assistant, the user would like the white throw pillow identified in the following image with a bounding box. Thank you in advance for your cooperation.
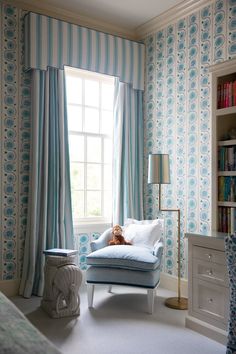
[124,218,163,226]
[124,222,163,249]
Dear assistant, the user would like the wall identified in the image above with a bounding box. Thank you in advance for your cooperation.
[2,0,236,291]
[144,0,236,279]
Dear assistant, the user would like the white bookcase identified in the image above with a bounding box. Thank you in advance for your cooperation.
[210,58,236,233]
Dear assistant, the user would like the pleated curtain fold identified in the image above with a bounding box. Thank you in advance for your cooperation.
[113,78,144,225]
[19,68,74,298]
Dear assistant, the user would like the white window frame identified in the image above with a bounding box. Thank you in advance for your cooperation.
[65,67,114,225]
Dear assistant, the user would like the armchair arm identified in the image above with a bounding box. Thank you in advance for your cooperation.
[90,228,113,252]
[153,238,164,259]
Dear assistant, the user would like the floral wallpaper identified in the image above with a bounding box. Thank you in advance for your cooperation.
[75,232,101,270]
[144,0,236,278]
[0,3,30,281]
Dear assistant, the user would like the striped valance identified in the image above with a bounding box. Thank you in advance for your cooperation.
[24,13,145,90]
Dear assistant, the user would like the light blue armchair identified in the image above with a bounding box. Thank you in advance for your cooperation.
[86,226,164,314]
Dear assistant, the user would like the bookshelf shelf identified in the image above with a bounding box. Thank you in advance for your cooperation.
[218,202,236,207]
[216,106,236,116]
[218,139,236,146]
[210,58,236,234]
[218,171,236,176]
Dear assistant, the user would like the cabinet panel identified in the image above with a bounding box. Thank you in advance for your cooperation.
[193,245,226,265]
[193,278,229,326]
[193,258,228,287]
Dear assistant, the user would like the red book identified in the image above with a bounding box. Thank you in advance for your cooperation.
[233,80,236,106]
[224,82,228,108]
[229,81,233,107]
[217,84,221,109]
[226,82,230,108]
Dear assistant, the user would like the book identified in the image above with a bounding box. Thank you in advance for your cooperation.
[233,81,236,106]
[231,208,235,234]
[229,81,233,107]
[217,80,236,108]
[217,84,221,108]
[218,176,225,201]
[43,248,78,257]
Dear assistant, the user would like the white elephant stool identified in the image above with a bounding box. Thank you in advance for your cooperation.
[41,249,83,318]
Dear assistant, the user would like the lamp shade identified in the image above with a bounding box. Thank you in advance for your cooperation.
[148,154,170,184]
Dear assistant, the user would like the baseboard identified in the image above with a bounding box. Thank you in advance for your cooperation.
[186,316,227,345]
[160,272,188,297]
[0,279,20,297]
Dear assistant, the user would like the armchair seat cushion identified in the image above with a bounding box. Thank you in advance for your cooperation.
[86,266,161,288]
[86,245,160,271]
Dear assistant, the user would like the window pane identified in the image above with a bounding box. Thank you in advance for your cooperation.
[87,191,101,216]
[87,137,101,163]
[70,163,84,190]
[104,164,112,190]
[66,76,82,104]
[84,107,99,133]
[85,80,99,107]
[87,164,101,190]
[104,190,112,219]
[101,110,113,135]
[102,83,114,110]
[104,138,112,163]
[69,135,84,162]
[72,191,84,218]
[67,105,82,132]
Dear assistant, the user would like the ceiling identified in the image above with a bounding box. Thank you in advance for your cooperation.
[34,0,184,31]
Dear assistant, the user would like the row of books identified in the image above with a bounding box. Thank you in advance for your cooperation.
[217,81,236,109]
[218,146,236,171]
[218,176,236,202]
[218,207,236,233]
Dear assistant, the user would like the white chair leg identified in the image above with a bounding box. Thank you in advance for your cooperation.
[147,288,155,314]
[108,285,112,293]
[87,284,95,308]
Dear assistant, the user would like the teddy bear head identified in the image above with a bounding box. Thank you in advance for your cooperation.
[112,224,123,236]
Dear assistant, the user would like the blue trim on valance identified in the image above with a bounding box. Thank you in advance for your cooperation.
[24,12,145,90]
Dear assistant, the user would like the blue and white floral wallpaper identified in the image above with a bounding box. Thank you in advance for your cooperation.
[76,232,101,270]
[0,3,30,282]
[144,0,236,278]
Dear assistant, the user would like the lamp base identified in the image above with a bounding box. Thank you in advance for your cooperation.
[165,297,188,310]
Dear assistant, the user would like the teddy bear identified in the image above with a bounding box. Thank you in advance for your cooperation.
[109,224,132,246]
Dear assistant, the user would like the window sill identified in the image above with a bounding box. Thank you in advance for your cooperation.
[74,222,112,234]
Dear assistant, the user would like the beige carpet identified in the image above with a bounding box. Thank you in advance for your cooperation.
[12,283,225,354]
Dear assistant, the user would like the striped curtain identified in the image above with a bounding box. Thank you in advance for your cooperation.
[113,79,144,225]
[24,12,145,91]
[19,68,74,298]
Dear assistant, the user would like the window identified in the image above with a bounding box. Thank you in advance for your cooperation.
[65,67,114,224]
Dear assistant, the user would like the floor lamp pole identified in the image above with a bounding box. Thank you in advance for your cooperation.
[158,184,188,310]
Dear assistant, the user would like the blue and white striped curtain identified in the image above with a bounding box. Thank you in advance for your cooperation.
[113,79,144,225]
[19,68,74,298]
[24,12,145,91]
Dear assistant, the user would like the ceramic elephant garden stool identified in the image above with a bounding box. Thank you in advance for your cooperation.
[41,249,83,318]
